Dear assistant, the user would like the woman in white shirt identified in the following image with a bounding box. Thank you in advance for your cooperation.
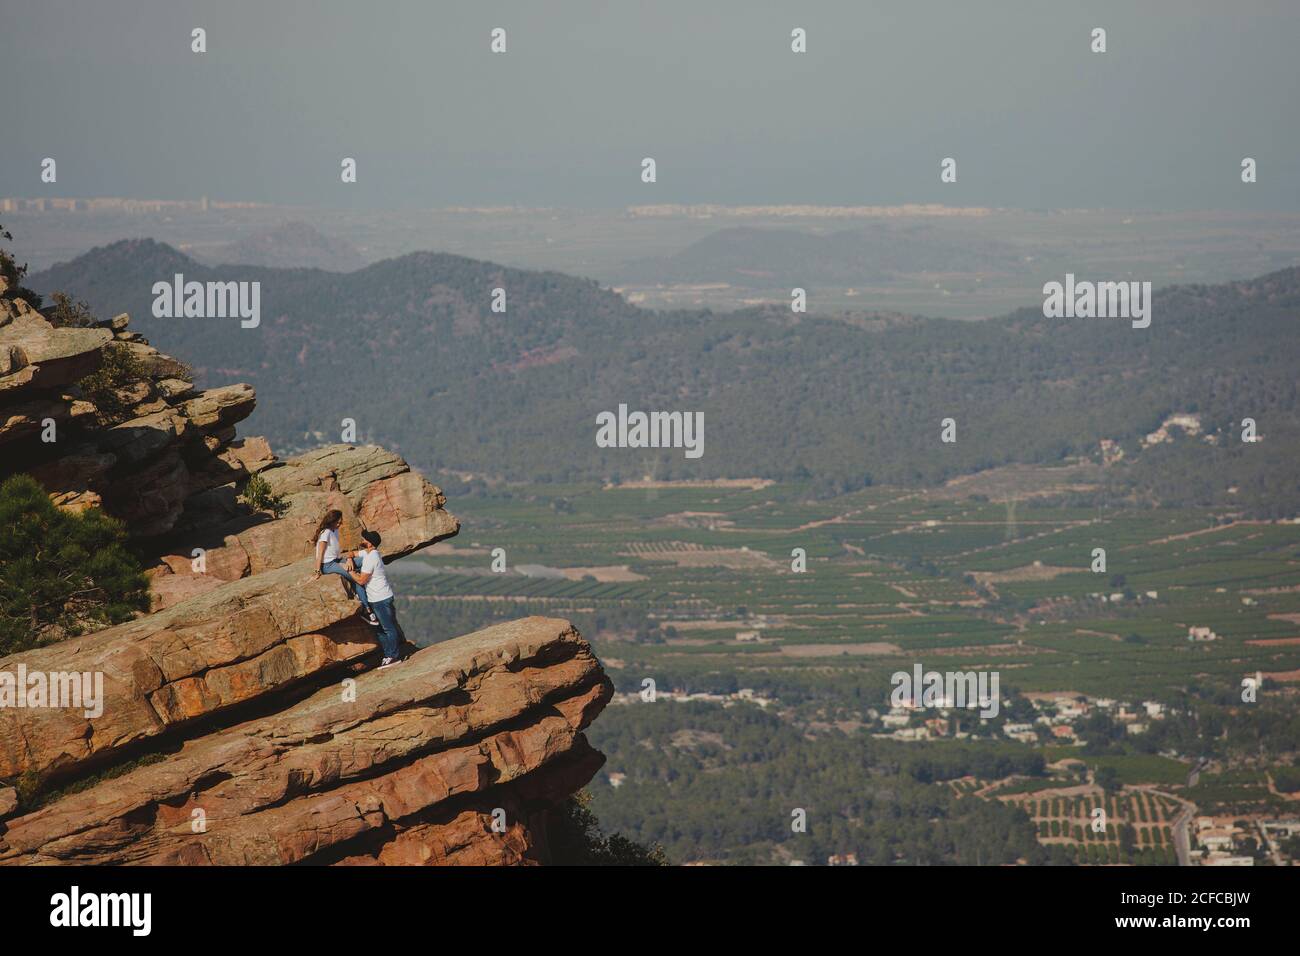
[310,509,379,626]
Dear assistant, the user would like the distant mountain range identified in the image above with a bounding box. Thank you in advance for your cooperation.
[615,224,1028,288]
[29,239,1300,515]
[198,220,365,272]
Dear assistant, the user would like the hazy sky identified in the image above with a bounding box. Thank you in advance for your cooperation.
[3,0,1298,210]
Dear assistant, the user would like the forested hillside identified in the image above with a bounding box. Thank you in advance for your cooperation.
[31,241,1300,515]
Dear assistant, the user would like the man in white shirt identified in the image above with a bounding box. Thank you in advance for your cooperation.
[349,530,404,666]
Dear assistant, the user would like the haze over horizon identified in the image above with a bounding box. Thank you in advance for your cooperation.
[3,0,1299,212]
[5,1,1300,893]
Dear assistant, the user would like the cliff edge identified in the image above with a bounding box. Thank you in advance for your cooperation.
[0,273,612,865]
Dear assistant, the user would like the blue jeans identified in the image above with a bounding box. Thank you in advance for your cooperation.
[370,596,402,659]
[320,558,370,612]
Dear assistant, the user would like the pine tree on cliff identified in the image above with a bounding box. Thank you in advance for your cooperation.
[0,474,150,654]
[0,223,43,310]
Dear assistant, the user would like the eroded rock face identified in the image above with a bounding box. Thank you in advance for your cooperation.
[0,618,612,866]
[0,312,111,392]
[0,304,261,537]
[0,283,610,865]
[0,563,362,780]
[0,295,458,602]
[147,443,459,610]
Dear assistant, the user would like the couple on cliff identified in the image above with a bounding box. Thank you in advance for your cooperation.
[311,510,405,668]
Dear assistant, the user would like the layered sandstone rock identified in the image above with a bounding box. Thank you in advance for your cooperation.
[0,285,459,602]
[1,564,374,781]
[0,275,612,864]
[0,309,111,393]
[0,618,610,866]
[148,443,458,610]
[0,291,462,782]
[0,301,260,535]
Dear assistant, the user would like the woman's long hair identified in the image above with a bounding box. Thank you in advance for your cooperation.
[311,509,344,548]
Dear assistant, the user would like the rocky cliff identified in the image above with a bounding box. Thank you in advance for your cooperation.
[0,272,612,864]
